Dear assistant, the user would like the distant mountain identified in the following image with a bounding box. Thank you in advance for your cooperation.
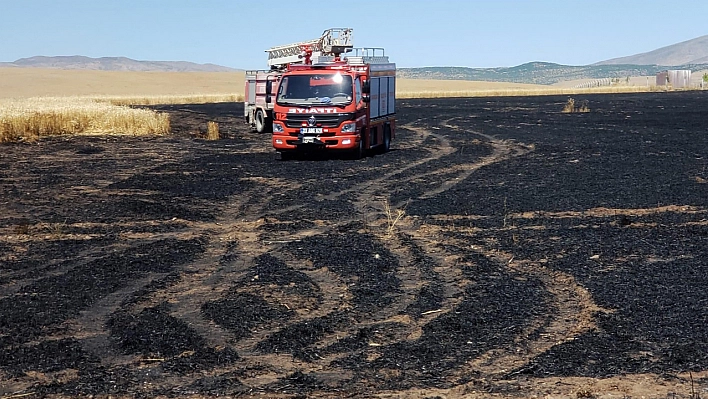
[399,35,708,84]
[398,62,708,85]
[0,56,238,72]
[595,35,708,66]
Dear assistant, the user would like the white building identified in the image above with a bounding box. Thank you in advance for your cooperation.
[656,70,692,88]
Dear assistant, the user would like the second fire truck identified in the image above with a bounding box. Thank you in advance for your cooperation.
[244,28,396,159]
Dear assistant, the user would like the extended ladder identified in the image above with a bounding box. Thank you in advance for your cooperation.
[266,28,354,68]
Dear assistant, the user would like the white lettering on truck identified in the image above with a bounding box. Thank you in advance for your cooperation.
[288,108,338,114]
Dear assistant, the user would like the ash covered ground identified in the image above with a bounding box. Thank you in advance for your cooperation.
[1,92,707,398]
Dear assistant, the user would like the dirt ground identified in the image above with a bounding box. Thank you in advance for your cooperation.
[1,92,707,399]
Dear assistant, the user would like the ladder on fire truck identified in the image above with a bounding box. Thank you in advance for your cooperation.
[266,28,354,68]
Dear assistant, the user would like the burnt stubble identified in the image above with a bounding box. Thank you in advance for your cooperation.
[1,92,706,398]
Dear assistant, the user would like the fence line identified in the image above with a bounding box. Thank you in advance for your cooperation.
[573,78,614,89]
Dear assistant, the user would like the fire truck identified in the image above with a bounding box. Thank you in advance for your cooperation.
[244,28,396,159]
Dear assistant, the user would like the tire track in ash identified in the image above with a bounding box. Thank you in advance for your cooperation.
[411,224,611,379]
[188,123,465,384]
[44,174,316,393]
[157,117,548,392]
[183,118,543,392]
[330,118,535,344]
[222,114,603,394]
[319,120,456,204]
[100,171,367,390]
[99,121,471,391]
[413,119,534,202]
[366,118,613,395]
[3,139,279,393]
[250,123,463,340]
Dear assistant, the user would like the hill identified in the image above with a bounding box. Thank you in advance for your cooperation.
[400,35,708,84]
[596,35,708,66]
[0,56,238,72]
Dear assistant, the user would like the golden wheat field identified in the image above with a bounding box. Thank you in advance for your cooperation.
[0,67,676,142]
[0,68,242,142]
[0,97,170,142]
[0,68,245,99]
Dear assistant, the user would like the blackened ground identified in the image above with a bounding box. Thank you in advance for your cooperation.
[0,92,707,398]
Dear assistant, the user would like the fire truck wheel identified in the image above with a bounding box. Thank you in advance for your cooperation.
[381,125,391,153]
[255,110,267,133]
[353,137,365,159]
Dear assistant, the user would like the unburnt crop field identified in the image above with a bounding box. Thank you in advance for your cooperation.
[1,92,707,398]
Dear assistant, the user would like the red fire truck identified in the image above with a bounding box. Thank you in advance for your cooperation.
[244,28,396,159]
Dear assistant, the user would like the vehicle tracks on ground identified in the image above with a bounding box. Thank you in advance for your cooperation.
[48,114,608,395]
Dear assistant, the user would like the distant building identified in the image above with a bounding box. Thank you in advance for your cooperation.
[656,70,692,88]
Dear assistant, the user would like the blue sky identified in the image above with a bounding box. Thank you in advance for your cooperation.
[1,0,706,69]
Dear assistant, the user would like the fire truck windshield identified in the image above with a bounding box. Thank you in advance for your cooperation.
[276,73,353,106]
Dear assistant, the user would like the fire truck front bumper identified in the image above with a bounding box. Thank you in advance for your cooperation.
[273,135,359,151]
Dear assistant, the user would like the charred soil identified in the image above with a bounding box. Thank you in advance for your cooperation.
[1,93,707,398]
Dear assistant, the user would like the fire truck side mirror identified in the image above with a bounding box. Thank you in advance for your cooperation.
[265,80,273,94]
[266,95,272,104]
[362,80,370,94]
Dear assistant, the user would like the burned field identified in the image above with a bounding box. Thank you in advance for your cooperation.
[1,92,707,398]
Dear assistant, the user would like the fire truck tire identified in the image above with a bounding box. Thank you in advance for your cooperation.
[353,136,365,159]
[255,109,268,134]
[381,124,391,153]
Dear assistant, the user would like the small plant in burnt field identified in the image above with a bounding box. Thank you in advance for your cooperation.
[206,121,220,140]
[383,199,406,238]
[562,97,590,113]
[502,196,511,228]
[562,97,576,113]
[44,221,66,238]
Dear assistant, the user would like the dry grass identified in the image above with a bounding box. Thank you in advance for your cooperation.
[102,93,243,106]
[397,83,662,99]
[562,98,576,113]
[561,98,590,113]
[206,121,220,140]
[0,97,170,142]
[383,199,406,237]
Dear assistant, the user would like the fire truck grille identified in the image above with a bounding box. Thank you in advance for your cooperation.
[284,113,354,128]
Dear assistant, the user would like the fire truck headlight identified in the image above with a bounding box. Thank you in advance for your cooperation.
[273,123,284,133]
[342,139,351,145]
[341,122,356,133]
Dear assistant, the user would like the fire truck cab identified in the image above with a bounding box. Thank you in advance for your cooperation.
[244,29,396,160]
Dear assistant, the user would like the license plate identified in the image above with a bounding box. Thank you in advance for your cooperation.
[302,137,315,144]
[300,128,323,134]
